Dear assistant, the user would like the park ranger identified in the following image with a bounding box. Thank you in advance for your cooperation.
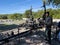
[45,12,52,44]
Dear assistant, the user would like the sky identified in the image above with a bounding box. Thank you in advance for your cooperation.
[0,0,54,14]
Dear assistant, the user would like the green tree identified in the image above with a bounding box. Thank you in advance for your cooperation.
[24,10,30,18]
[0,15,8,19]
[47,0,60,7]
[8,13,22,19]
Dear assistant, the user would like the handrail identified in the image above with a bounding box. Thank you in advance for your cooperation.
[0,30,31,42]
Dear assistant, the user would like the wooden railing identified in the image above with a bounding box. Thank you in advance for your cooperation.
[0,30,31,45]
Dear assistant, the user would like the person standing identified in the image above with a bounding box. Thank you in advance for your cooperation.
[45,12,52,44]
[11,31,14,36]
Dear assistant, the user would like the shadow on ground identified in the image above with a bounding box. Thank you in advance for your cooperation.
[0,24,19,31]
[2,30,49,45]
[1,29,60,45]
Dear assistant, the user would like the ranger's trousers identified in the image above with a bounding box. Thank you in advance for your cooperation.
[45,26,51,44]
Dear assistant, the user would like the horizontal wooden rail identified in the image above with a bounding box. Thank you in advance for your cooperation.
[0,30,31,43]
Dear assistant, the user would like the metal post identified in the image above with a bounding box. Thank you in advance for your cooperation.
[18,26,19,35]
[17,26,20,43]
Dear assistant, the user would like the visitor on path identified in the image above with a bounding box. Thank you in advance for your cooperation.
[45,12,52,44]
[7,32,10,36]
[11,31,14,36]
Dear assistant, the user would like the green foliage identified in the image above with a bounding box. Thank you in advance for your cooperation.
[24,10,30,18]
[0,15,8,19]
[47,0,60,7]
[0,9,60,19]
[32,9,60,19]
[32,11,43,18]
[8,13,22,20]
